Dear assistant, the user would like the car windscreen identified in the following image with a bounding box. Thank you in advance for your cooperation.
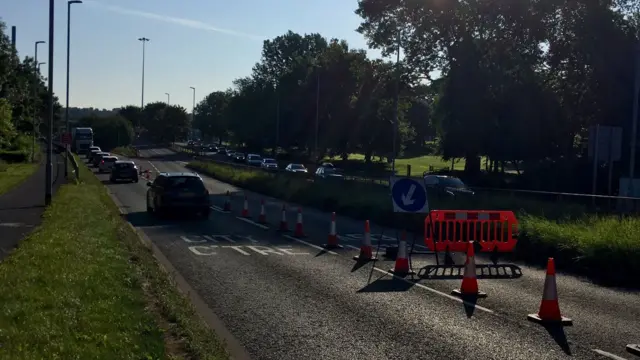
[291,164,305,169]
[166,177,206,191]
[439,177,467,189]
[264,159,276,164]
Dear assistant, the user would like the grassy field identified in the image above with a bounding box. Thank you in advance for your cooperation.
[325,153,462,175]
[186,159,640,288]
[111,146,138,158]
[0,161,38,196]
[0,157,228,359]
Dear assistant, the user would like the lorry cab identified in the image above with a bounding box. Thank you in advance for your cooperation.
[72,127,94,154]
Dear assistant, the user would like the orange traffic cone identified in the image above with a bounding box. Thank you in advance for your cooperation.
[223,191,231,212]
[324,212,342,249]
[294,208,305,237]
[451,241,487,298]
[389,231,415,275]
[241,195,249,217]
[258,199,267,224]
[627,344,640,356]
[278,204,288,232]
[527,258,572,326]
[353,220,376,261]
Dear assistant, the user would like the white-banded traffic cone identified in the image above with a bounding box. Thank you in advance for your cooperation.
[353,220,376,261]
[452,241,487,298]
[527,258,572,325]
[294,208,305,237]
[278,204,288,232]
[389,231,415,275]
[324,212,342,249]
[241,196,249,217]
[258,199,267,224]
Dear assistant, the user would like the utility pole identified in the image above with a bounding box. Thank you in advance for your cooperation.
[32,41,45,162]
[628,40,640,197]
[165,92,170,105]
[314,71,320,163]
[11,26,16,48]
[138,37,150,109]
[65,0,82,178]
[391,30,401,175]
[45,0,54,206]
[190,87,195,140]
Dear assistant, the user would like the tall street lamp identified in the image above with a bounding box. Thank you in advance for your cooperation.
[190,86,195,140]
[138,37,150,109]
[165,92,170,105]
[65,0,82,177]
[46,0,55,206]
[32,40,45,162]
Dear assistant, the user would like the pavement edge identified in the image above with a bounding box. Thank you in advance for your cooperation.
[106,189,252,360]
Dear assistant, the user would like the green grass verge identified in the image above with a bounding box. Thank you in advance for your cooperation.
[186,160,640,288]
[0,157,229,359]
[0,161,38,196]
[111,146,138,158]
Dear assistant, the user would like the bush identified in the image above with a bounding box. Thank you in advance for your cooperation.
[0,150,29,163]
[187,159,640,288]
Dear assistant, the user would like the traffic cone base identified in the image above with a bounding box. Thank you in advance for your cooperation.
[451,241,485,298]
[353,254,377,261]
[627,344,640,356]
[527,313,572,326]
[452,289,487,298]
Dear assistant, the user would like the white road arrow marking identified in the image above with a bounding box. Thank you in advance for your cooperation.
[401,184,416,206]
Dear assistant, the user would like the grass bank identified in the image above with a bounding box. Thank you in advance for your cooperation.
[111,146,138,158]
[0,161,38,196]
[0,157,228,359]
[187,160,640,288]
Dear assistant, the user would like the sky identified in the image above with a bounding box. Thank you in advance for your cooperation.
[3,0,385,111]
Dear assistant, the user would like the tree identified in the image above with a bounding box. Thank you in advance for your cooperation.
[77,115,134,150]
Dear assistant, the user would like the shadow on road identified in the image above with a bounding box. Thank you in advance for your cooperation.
[417,264,523,280]
[543,324,572,355]
[125,210,207,228]
[357,273,417,293]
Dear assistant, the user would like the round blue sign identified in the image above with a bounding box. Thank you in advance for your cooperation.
[391,178,427,212]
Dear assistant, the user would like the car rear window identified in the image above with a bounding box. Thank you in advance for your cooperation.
[105,157,117,162]
[166,176,206,191]
[115,163,134,169]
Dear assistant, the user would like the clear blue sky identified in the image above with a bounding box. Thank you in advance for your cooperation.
[4,0,385,111]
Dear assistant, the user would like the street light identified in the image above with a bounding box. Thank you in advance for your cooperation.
[391,30,401,175]
[190,86,195,140]
[138,37,150,109]
[46,0,55,206]
[165,92,170,105]
[32,40,45,162]
[65,0,82,177]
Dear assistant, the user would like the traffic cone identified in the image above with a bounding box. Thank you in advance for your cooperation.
[278,204,288,232]
[527,258,572,325]
[627,344,640,356]
[258,199,267,224]
[389,231,415,275]
[324,212,342,249]
[241,196,249,217]
[223,191,231,212]
[451,241,487,298]
[294,207,305,237]
[353,220,376,261]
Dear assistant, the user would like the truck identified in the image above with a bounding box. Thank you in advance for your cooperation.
[71,127,94,154]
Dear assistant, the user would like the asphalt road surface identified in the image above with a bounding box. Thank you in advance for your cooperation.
[91,147,639,360]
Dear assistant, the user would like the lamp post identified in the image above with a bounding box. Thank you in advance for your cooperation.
[65,0,82,177]
[138,37,150,109]
[32,41,45,162]
[190,86,195,140]
[45,0,55,206]
[165,92,170,105]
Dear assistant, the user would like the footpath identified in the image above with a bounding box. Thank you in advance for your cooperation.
[0,151,66,260]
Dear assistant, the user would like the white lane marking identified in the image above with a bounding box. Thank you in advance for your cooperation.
[236,216,269,230]
[181,235,207,244]
[283,235,338,255]
[202,235,218,243]
[592,349,629,360]
[346,244,360,251]
[246,245,284,256]
[146,160,160,173]
[222,245,251,256]
[210,206,227,213]
[188,245,218,255]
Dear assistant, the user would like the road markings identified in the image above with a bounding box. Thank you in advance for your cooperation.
[236,216,269,229]
[210,206,227,213]
[188,245,218,255]
[222,245,251,255]
[283,235,338,255]
[592,349,629,360]
[181,235,207,244]
[187,244,310,256]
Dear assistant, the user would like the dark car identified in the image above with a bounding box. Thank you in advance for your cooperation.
[146,172,210,218]
[315,166,344,179]
[87,146,101,158]
[217,147,226,154]
[92,152,111,167]
[233,153,246,163]
[110,160,139,183]
[87,148,102,161]
[423,174,475,198]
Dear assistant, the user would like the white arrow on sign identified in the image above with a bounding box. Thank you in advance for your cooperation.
[401,184,416,206]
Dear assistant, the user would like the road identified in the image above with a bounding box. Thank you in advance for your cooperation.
[94,147,639,360]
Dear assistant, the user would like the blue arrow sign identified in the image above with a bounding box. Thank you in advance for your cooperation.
[390,177,429,213]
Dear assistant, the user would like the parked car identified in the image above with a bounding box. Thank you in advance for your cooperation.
[261,158,278,170]
[285,163,308,173]
[98,155,119,173]
[92,152,111,167]
[315,166,343,179]
[246,154,262,166]
[146,172,210,218]
[110,160,139,183]
[233,153,246,163]
[423,174,475,198]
